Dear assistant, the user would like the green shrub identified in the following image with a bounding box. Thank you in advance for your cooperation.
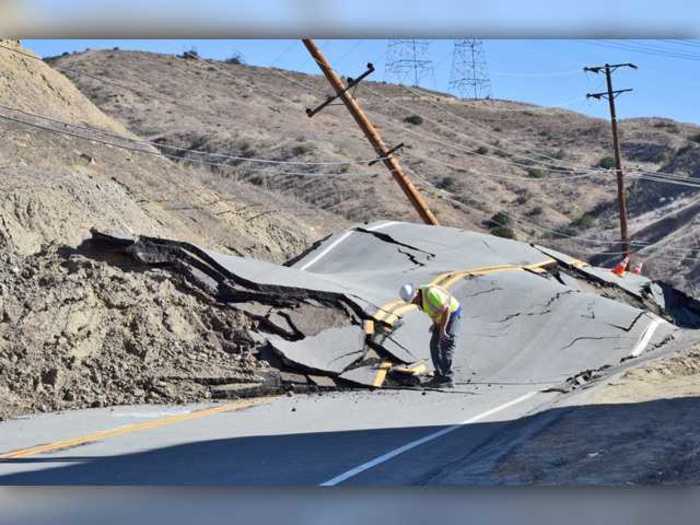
[570,213,594,229]
[527,168,546,179]
[489,211,511,228]
[598,156,616,169]
[291,144,311,156]
[436,176,458,191]
[224,52,245,64]
[527,206,543,216]
[475,146,489,155]
[490,226,516,239]
[403,115,424,125]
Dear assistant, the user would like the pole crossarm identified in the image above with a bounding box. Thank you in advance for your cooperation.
[586,88,634,100]
[305,63,375,118]
[301,38,439,225]
[369,142,404,166]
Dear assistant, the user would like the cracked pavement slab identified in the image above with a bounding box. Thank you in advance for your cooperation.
[90,221,696,391]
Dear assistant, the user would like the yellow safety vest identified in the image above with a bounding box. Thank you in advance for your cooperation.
[419,285,460,322]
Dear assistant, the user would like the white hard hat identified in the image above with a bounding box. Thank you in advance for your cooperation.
[399,283,416,303]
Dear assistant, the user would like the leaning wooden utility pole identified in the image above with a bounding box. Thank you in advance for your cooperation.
[302,38,439,226]
[584,62,637,257]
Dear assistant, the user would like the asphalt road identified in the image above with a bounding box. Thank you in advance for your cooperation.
[0,386,557,485]
[0,221,695,484]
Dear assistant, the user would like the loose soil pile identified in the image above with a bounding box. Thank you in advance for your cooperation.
[0,244,266,420]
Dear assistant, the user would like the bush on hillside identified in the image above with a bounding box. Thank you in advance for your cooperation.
[527,168,546,179]
[598,156,616,169]
[403,114,424,125]
[490,226,516,239]
[487,211,511,229]
[570,213,594,230]
[225,51,245,65]
[436,175,458,191]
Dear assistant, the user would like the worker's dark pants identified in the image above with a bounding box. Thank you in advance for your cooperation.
[429,307,463,381]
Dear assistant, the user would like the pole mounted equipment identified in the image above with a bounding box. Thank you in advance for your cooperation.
[302,38,439,226]
[584,62,637,258]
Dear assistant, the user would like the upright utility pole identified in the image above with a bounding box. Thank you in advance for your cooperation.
[302,38,438,225]
[584,62,637,257]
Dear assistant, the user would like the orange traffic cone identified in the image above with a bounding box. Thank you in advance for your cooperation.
[611,256,629,276]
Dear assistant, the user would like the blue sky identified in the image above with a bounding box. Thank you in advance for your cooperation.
[22,39,700,126]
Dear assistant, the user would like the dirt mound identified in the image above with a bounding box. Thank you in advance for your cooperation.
[0,245,263,420]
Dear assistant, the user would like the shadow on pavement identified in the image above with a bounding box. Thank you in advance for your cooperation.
[1,396,700,485]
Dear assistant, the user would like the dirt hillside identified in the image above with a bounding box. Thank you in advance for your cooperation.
[0,41,347,419]
[46,47,700,293]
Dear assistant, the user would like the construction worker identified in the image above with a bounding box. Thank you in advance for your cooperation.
[399,283,463,387]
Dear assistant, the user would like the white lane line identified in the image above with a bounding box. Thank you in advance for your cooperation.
[629,316,664,358]
[299,231,353,271]
[299,221,398,271]
[319,390,538,486]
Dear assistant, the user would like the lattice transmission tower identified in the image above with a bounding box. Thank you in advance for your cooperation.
[384,39,434,87]
[449,39,492,99]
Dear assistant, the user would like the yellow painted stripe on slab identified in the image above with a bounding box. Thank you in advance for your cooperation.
[370,260,555,327]
[372,361,393,387]
[0,397,274,460]
[382,303,417,326]
[392,362,428,376]
[373,299,404,323]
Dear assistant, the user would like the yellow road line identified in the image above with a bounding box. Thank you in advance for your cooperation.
[391,362,427,376]
[372,361,393,387]
[0,397,274,460]
[372,260,555,328]
[373,299,405,323]
[367,259,555,387]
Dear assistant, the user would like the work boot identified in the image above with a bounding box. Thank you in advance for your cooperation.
[424,375,453,388]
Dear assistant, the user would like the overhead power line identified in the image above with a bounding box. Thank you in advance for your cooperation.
[0,101,385,167]
[585,40,700,62]
[0,109,384,178]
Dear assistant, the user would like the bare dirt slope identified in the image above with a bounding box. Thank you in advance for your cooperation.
[0,41,346,260]
[46,47,700,293]
[482,348,700,485]
[0,41,347,419]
